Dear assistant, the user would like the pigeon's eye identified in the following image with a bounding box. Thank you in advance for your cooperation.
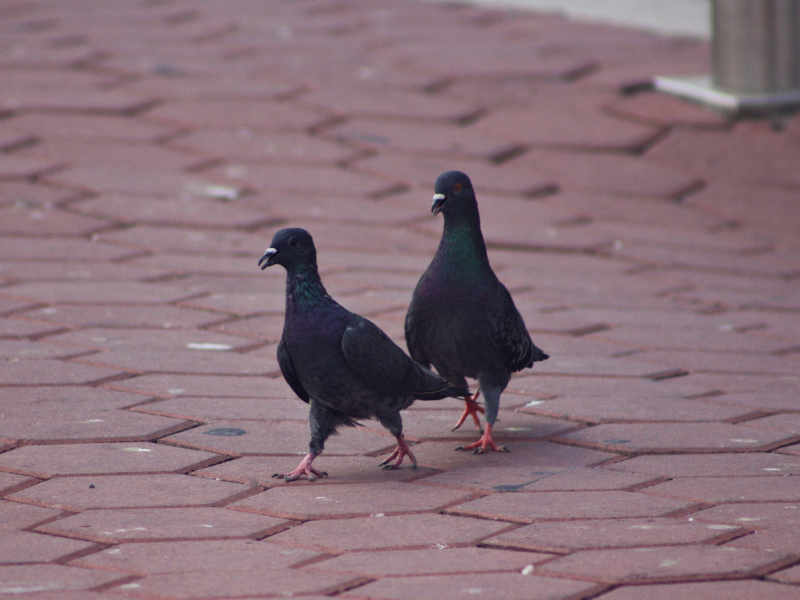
[288,237,298,248]
[453,182,463,193]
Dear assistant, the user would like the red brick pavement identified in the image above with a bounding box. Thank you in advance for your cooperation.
[1,1,799,598]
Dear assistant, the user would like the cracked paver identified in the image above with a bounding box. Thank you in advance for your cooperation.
[1,1,799,599]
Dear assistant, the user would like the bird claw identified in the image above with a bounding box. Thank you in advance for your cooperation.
[273,454,326,482]
[378,436,418,470]
[451,390,484,432]
[455,424,508,454]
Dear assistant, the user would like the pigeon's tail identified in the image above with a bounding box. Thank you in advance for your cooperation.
[531,344,549,362]
[415,382,469,401]
[412,364,469,401]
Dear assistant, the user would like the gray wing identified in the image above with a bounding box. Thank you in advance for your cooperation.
[403,300,430,368]
[490,284,535,372]
[277,339,309,403]
[342,317,416,395]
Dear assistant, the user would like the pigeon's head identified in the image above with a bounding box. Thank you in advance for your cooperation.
[259,227,317,271]
[431,170,477,218]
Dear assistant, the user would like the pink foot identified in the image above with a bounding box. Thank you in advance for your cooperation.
[456,423,509,454]
[451,388,484,432]
[273,453,328,482]
[379,435,418,469]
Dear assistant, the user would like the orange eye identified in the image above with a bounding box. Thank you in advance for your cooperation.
[453,182,463,193]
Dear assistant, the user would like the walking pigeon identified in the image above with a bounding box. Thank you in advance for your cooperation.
[405,171,549,453]
[259,227,468,481]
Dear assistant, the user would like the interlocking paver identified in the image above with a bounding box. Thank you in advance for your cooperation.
[231,481,475,520]
[268,513,510,553]
[161,419,389,457]
[9,473,245,511]
[552,422,795,453]
[446,490,690,523]
[0,501,61,531]
[0,530,95,564]
[606,453,800,477]
[642,476,800,504]
[309,546,552,577]
[592,581,800,600]
[0,387,186,442]
[537,545,792,584]
[3,1,800,598]
[104,568,356,599]
[194,454,438,487]
[0,564,125,595]
[483,517,742,554]
[0,442,219,478]
[36,507,287,543]
[73,539,318,574]
[341,572,601,600]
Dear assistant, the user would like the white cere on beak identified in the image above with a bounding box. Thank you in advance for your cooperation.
[265,247,277,257]
[433,193,446,202]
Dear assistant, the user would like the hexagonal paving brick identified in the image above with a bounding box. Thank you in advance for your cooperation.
[0,386,187,442]
[420,466,657,493]
[161,419,391,457]
[194,455,436,487]
[0,564,124,595]
[74,539,318,574]
[75,193,274,229]
[770,563,800,584]
[0,472,29,495]
[36,507,287,543]
[519,394,749,424]
[0,501,61,531]
[594,580,800,600]
[268,513,510,553]
[231,481,475,520]
[136,395,308,422]
[143,98,327,130]
[342,572,601,600]
[105,568,355,599]
[537,545,791,584]
[0,238,132,263]
[0,359,123,386]
[606,453,800,477]
[445,490,690,523]
[406,440,616,474]
[0,205,109,236]
[695,501,800,528]
[23,304,217,330]
[483,518,743,554]
[168,129,354,165]
[395,408,577,443]
[108,373,289,398]
[9,474,245,511]
[0,530,95,564]
[310,545,552,577]
[0,442,219,477]
[642,476,800,503]
[552,422,793,453]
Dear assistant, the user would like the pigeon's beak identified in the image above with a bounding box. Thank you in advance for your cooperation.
[431,193,446,215]
[258,247,278,270]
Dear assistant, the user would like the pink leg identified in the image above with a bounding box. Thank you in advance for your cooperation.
[379,434,418,469]
[273,453,328,482]
[451,388,484,432]
[456,423,509,454]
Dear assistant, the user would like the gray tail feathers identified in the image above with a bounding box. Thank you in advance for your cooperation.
[532,344,549,362]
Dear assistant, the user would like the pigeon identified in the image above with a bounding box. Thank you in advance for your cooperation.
[405,171,549,453]
[259,227,468,481]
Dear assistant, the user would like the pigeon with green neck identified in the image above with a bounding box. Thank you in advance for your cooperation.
[405,171,549,453]
[259,227,468,481]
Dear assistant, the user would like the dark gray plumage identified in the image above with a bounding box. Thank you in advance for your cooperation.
[259,227,468,481]
[405,171,549,453]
